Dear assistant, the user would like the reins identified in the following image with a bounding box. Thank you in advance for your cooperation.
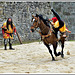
[34,26,52,40]
[32,16,52,40]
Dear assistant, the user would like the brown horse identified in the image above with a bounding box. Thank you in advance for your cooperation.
[31,14,65,61]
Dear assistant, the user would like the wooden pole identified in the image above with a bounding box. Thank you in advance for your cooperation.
[16,30,22,44]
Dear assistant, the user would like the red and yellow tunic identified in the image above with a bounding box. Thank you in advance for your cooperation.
[51,17,69,32]
[1,22,16,39]
[54,20,66,32]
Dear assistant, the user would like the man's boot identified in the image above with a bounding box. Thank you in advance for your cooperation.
[62,32,67,38]
[9,43,15,50]
[4,44,7,50]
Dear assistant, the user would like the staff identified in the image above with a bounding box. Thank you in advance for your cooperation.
[16,30,22,44]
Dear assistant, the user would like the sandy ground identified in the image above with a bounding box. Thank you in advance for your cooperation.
[0,41,75,74]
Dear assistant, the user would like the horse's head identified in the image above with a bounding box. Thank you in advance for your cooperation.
[31,14,40,32]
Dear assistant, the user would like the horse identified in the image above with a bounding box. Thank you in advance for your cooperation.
[30,14,65,61]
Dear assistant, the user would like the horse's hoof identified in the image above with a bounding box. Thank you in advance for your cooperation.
[52,58,55,61]
[61,54,64,58]
[58,52,61,56]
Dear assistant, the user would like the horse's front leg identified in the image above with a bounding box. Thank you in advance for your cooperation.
[44,42,55,61]
[60,37,65,58]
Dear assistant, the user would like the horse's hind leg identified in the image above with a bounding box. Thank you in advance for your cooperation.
[53,42,61,57]
[61,42,64,58]
[44,42,55,61]
[60,37,65,58]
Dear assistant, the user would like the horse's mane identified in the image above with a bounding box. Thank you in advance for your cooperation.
[36,14,58,36]
[36,14,49,27]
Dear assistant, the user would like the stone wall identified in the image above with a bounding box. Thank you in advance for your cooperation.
[0,2,75,45]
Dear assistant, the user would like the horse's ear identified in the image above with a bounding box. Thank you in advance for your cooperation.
[36,14,39,17]
[32,15,35,18]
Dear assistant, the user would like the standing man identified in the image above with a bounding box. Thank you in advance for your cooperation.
[1,18,16,50]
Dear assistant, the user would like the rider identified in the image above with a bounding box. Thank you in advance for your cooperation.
[49,9,71,37]
[49,17,71,33]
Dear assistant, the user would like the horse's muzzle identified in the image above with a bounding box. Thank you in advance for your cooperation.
[31,29,35,32]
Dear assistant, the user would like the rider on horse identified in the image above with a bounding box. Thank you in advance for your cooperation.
[49,9,71,38]
[31,13,66,60]
[49,17,71,34]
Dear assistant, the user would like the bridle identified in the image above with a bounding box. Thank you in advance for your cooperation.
[31,16,52,40]
[32,17,48,33]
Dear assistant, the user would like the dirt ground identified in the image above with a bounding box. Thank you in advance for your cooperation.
[0,41,75,74]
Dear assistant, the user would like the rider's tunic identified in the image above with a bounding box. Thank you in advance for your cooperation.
[54,20,66,32]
